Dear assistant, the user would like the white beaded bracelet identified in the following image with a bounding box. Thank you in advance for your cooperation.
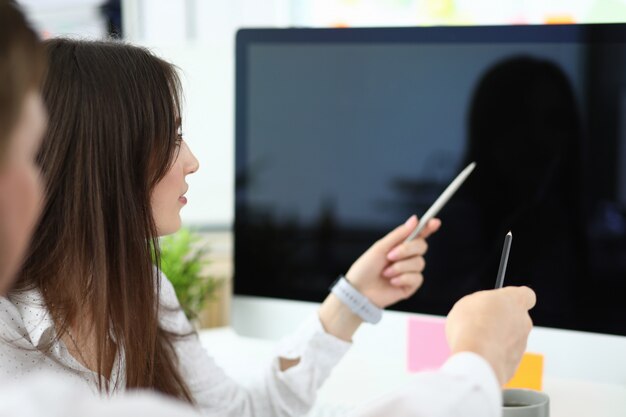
[330,275,382,324]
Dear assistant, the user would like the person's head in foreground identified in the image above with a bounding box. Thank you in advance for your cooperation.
[0,0,46,294]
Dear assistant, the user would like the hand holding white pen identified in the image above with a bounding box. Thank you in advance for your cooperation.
[324,161,473,329]
[345,215,441,308]
[344,163,476,308]
[318,215,441,343]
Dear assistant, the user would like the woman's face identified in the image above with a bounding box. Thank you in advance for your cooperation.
[151,138,199,236]
[0,91,46,294]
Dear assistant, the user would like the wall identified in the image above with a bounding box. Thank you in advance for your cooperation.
[122,0,290,227]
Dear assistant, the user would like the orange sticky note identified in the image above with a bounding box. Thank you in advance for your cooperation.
[545,15,576,24]
[505,352,544,391]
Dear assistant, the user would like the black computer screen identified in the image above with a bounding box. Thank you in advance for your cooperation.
[235,25,626,336]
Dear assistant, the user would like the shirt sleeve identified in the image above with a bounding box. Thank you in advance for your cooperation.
[158,272,352,417]
[348,352,502,417]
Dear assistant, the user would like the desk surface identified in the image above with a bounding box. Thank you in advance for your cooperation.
[199,327,626,417]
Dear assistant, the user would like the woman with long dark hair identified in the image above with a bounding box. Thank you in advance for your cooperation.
[0,37,439,415]
[0,2,201,416]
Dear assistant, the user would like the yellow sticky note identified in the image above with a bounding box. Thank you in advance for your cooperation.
[545,15,576,24]
[505,352,544,391]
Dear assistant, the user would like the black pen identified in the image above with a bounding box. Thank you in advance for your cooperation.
[494,231,512,289]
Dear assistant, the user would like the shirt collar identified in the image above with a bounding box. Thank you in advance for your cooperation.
[8,288,56,348]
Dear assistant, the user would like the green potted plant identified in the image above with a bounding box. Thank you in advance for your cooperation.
[159,227,220,323]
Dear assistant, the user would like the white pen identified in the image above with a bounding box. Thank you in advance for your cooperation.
[405,161,476,242]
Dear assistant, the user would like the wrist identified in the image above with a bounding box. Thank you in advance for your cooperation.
[319,293,363,342]
[319,274,384,341]
[344,274,380,308]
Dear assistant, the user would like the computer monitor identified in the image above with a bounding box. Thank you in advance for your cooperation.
[234,24,626,337]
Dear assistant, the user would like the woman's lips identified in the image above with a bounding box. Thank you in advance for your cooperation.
[179,196,188,205]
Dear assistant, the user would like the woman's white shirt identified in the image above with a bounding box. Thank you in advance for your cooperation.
[0,273,351,417]
[0,273,502,417]
[0,352,501,417]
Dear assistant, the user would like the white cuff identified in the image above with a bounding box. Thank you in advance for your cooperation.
[440,352,502,416]
[274,314,352,364]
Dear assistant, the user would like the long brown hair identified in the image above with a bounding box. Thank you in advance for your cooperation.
[0,0,44,162]
[13,38,194,402]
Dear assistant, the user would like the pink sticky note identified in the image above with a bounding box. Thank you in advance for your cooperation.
[407,316,451,372]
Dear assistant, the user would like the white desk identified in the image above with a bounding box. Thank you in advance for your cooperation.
[199,327,626,417]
